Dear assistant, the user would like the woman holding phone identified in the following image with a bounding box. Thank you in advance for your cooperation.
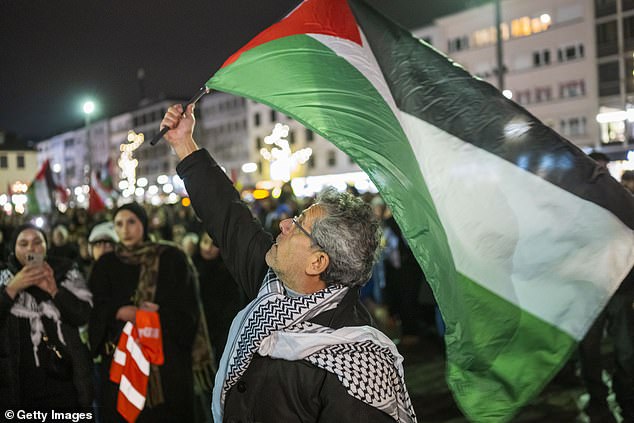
[0,223,93,409]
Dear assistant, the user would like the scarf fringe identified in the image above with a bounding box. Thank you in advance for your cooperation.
[146,365,165,408]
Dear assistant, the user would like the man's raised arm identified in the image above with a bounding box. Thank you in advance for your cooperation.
[161,104,272,299]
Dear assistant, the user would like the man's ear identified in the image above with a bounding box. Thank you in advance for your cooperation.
[306,251,329,276]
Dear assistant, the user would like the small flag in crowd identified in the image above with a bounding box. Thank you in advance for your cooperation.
[89,159,118,214]
[204,0,634,421]
[26,160,56,215]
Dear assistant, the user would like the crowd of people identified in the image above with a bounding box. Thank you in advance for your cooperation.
[0,168,436,420]
[0,109,632,422]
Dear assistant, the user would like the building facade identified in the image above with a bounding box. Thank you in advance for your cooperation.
[0,132,38,209]
[414,0,599,151]
[594,0,634,157]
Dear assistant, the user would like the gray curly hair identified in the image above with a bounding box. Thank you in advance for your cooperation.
[310,187,381,287]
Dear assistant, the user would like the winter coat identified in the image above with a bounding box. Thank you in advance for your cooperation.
[89,245,199,423]
[177,149,394,422]
[0,256,93,408]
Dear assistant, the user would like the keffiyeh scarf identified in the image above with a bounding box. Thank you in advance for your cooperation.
[116,242,215,406]
[212,269,417,423]
[0,267,92,367]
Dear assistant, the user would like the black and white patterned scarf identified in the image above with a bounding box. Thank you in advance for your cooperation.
[212,269,417,423]
[0,266,92,367]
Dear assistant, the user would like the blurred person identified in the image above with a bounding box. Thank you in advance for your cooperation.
[174,204,203,234]
[383,214,427,347]
[171,223,187,246]
[588,151,610,170]
[88,222,119,263]
[86,221,119,423]
[0,224,93,409]
[181,232,199,258]
[192,232,245,364]
[148,207,172,241]
[621,170,634,194]
[578,265,634,422]
[161,104,415,422]
[49,223,80,263]
[576,158,634,422]
[360,196,393,330]
[89,203,203,422]
[0,228,7,262]
[77,236,92,276]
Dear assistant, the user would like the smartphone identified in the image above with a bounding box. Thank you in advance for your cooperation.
[25,252,45,266]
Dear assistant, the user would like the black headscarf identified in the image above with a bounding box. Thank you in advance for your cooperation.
[7,223,72,302]
[8,223,48,272]
[114,202,149,241]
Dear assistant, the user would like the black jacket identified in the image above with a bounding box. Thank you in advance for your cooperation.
[89,245,199,422]
[0,256,93,408]
[177,149,394,422]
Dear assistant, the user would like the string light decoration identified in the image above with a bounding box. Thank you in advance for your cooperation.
[260,123,312,182]
[119,131,144,197]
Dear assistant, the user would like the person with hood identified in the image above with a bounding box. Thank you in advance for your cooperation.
[0,223,93,409]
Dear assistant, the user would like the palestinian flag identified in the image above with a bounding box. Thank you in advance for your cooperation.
[205,0,634,421]
[89,171,108,214]
[26,160,56,214]
[89,161,117,214]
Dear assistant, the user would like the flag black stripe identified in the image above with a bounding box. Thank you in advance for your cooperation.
[349,0,634,230]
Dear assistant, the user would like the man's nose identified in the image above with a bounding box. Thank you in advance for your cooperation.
[279,218,292,234]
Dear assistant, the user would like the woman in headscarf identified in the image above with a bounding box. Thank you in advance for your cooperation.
[89,203,202,422]
[0,224,93,409]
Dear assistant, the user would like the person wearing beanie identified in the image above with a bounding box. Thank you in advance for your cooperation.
[89,202,211,422]
[88,221,119,262]
[0,223,94,410]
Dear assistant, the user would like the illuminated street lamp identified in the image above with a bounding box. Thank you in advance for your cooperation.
[83,100,96,185]
[83,100,95,116]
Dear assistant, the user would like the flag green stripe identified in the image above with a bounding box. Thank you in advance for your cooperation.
[26,186,41,215]
[449,272,575,422]
[208,34,456,287]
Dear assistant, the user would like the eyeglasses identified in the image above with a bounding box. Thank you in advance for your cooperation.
[291,216,325,251]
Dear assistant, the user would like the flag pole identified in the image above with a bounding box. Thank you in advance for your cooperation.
[149,86,211,146]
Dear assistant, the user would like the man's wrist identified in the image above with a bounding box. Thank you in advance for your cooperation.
[173,137,200,161]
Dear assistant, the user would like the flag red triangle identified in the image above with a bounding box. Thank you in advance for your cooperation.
[222,0,361,68]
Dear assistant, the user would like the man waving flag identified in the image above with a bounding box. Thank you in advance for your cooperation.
[204,0,634,421]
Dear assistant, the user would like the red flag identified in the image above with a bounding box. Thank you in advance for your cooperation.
[109,310,163,422]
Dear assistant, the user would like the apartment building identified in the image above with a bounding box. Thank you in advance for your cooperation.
[0,132,38,212]
[414,0,599,152]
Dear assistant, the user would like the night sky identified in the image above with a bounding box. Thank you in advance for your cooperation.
[0,0,469,141]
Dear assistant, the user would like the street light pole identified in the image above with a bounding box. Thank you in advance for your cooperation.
[495,0,504,91]
[83,100,95,185]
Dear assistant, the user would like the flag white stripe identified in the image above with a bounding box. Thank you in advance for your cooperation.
[126,335,150,376]
[123,322,133,335]
[310,33,400,120]
[113,348,126,366]
[33,179,52,213]
[119,375,145,410]
[399,111,634,340]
